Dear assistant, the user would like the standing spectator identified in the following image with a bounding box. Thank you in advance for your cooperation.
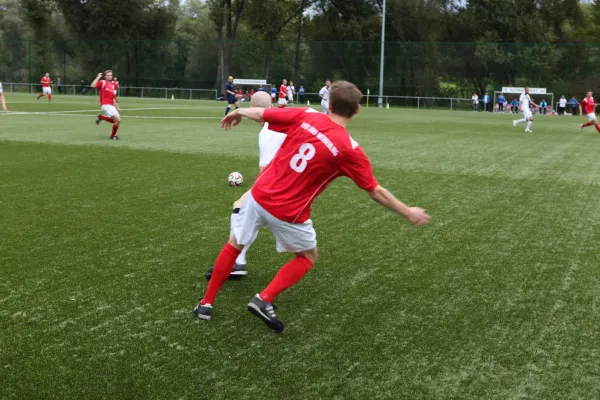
[497,92,505,113]
[472,92,479,112]
[298,85,305,104]
[258,85,264,92]
[270,85,277,103]
[558,95,567,116]
[510,98,519,113]
[539,99,548,115]
[569,96,579,116]
[483,92,490,112]
[80,80,88,95]
[57,77,63,95]
[250,88,255,98]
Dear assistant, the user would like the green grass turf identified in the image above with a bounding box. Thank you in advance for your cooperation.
[2,93,600,399]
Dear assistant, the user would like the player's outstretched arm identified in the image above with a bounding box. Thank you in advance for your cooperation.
[368,185,431,227]
[221,107,266,130]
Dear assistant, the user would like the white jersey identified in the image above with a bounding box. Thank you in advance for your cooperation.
[287,85,295,100]
[520,93,531,110]
[319,86,329,102]
[0,82,3,93]
[471,95,478,104]
[559,98,567,107]
[258,122,287,167]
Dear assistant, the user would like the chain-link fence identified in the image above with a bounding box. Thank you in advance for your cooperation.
[2,41,600,99]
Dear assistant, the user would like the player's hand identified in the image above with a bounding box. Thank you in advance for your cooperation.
[97,73,103,78]
[221,110,242,130]
[2,105,7,112]
[406,207,431,227]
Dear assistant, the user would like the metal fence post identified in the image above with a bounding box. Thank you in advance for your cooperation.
[418,97,420,110]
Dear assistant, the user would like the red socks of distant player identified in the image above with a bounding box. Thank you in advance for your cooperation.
[259,256,313,303]
[110,124,119,138]
[277,104,286,108]
[583,122,593,128]
[200,243,241,305]
[48,94,52,102]
[581,122,600,133]
[99,115,114,123]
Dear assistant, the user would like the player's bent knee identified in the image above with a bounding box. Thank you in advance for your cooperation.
[296,248,318,265]
[228,235,244,251]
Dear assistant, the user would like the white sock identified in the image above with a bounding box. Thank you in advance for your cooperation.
[515,118,527,124]
[526,121,532,130]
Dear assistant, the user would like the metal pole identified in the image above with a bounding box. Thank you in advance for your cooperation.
[378,0,386,108]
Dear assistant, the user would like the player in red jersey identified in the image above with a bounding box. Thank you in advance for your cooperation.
[579,91,600,133]
[90,70,121,140]
[37,73,52,102]
[277,79,288,108]
[193,81,431,332]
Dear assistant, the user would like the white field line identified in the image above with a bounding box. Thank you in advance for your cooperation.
[1,111,220,120]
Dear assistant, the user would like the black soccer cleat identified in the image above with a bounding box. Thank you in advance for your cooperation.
[193,300,213,320]
[247,294,284,333]
[96,115,101,125]
[109,135,120,140]
[205,264,248,280]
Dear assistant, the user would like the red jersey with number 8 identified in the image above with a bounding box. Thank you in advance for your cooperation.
[251,108,378,224]
[581,97,596,115]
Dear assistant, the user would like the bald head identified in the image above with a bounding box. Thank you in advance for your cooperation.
[251,91,272,108]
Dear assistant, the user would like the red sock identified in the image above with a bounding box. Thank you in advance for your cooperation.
[582,122,593,128]
[110,124,119,138]
[259,256,313,303]
[201,243,241,305]
[48,94,52,102]
[99,115,114,123]
[277,104,286,108]
[37,94,43,99]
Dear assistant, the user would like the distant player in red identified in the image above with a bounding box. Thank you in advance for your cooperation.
[277,79,288,108]
[90,70,121,140]
[37,73,52,102]
[193,81,431,332]
[579,91,600,133]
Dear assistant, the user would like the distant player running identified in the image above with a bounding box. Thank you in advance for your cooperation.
[319,79,331,114]
[278,79,288,108]
[224,76,239,116]
[579,91,600,133]
[37,73,52,102]
[193,81,431,332]
[513,87,538,133]
[0,81,7,112]
[91,71,122,140]
[287,81,295,106]
[205,91,287,280]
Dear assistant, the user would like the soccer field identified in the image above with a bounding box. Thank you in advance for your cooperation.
[2,93,600,399]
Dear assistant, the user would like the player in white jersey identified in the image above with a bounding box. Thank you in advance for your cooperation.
[319,79,331,114]
[205,91,287,280]
[0,82,7,112]
[513,87,538,133]
[287,81,295,106]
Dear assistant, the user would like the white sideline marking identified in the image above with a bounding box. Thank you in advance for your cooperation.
[1,111,220,120]
[3,107,187,115]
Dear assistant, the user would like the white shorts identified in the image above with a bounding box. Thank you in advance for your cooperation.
[101,105,120,118]
[321,100,329,114]
[43,87,51,95]
[258,123,287,167]
[278,98,287,106]
[271,93,276,99]
[288,95,294,102]
[233,193,317,253]
[523,109,532,119]
[586,113,597,122]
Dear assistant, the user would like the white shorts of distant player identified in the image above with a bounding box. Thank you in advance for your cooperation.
[258,123,287,167]
[42,87,52,95]
[271,93,276,100]
[101,105,120,118]
[586,113,597,122]
[321,100,329,114]
[288,93,294,102]
[523,109,533,120]
[233,193,317,253]
[278,98,287,106]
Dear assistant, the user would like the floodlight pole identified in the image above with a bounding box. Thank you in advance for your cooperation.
[378,0,386,108]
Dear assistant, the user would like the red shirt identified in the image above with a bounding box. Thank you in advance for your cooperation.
[582,97,596,114]
[41,77,51,88]
[279,85,288,99]
[252,108,379,223]
[95,80,116,106]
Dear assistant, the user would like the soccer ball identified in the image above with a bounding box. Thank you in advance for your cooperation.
[228,172,243,186]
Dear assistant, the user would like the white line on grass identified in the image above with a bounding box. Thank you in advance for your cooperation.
[1,112,220,120]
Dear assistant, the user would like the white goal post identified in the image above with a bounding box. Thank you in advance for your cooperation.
[493,87,554,115]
